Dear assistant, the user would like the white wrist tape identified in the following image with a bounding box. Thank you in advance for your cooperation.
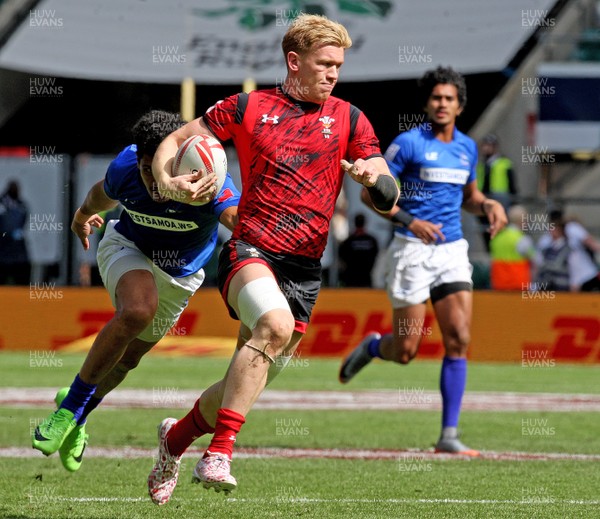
[236,277,291,331]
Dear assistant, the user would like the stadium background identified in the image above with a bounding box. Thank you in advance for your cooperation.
[0,2,599,517]
[0,0,598,363]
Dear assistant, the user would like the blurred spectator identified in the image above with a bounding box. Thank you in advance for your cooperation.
[0,180,31,285]
[537,210,600,292]
[489,205,535,290]
[477,134,517,251]
[534,216,572,291]
[338,213,379,287]
[565,214,600,291]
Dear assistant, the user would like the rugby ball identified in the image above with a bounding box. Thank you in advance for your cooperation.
[172,134,227,205]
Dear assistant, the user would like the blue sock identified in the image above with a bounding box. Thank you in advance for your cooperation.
[440,357,467,428]
[59,374,97,423]
[367,337,383,359]
[77,395,103,425]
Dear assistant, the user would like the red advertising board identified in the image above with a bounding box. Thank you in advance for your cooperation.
[1,287,598,363]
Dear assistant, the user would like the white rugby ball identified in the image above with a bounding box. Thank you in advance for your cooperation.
[172,134,227,206]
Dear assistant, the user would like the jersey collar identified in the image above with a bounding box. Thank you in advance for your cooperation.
[278,86,322,112]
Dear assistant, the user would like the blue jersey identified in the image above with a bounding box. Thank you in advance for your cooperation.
[385,127,477,243]
[103,145,240,277]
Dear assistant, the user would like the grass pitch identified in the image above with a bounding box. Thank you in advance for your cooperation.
[1,352,599,518]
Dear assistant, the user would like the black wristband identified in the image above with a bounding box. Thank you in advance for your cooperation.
[366,175,399,212]
[391,210,414,227]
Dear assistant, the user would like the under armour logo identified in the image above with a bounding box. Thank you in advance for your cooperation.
[261,114,279,124]
[425,151,438,161]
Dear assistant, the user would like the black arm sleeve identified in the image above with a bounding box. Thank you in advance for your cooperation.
[366,175,399,212]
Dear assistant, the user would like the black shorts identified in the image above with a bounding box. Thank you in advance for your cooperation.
[217,239,322,333]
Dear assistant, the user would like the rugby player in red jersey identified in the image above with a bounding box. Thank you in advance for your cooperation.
[147,14,399,504]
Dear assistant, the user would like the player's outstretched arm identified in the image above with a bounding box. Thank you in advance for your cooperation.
[462,180,507,239]
[72,180,117,251]
[152,117,217,202]
[341,157,399,213]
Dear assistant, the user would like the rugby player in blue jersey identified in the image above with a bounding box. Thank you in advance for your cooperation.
[32,110,239,471]
[340,67,507,455]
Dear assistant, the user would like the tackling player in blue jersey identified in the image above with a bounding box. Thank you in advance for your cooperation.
[340,67,507,455]
[32,110,239,471]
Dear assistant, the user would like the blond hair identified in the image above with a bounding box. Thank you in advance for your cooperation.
[282,14,352,58]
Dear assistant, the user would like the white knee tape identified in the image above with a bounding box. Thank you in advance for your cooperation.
[236,277,291,331]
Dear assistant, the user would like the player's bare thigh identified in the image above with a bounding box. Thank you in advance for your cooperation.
[226,262,295,354]
[226,263,274,311]
[114,269,159,325]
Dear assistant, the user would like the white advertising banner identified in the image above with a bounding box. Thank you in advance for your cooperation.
[0,0,554,84]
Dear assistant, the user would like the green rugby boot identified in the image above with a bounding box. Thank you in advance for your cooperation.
[32,407,77,456]
[54,386,89,471]
[59,424,89,472]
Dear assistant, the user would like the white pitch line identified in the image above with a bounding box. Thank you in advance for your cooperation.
[38,496,600,505]
[5,446,600,462]
[226,497,600,505]
[2,387,600,411]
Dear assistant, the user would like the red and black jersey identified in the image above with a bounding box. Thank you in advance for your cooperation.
[203,88,381,259]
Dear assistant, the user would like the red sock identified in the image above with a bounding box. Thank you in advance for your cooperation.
[166,399,215,457]
[206,408,246,459]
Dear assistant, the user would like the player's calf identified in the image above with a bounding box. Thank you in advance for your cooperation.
[391,350,418,365]
[387,335,420,365]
